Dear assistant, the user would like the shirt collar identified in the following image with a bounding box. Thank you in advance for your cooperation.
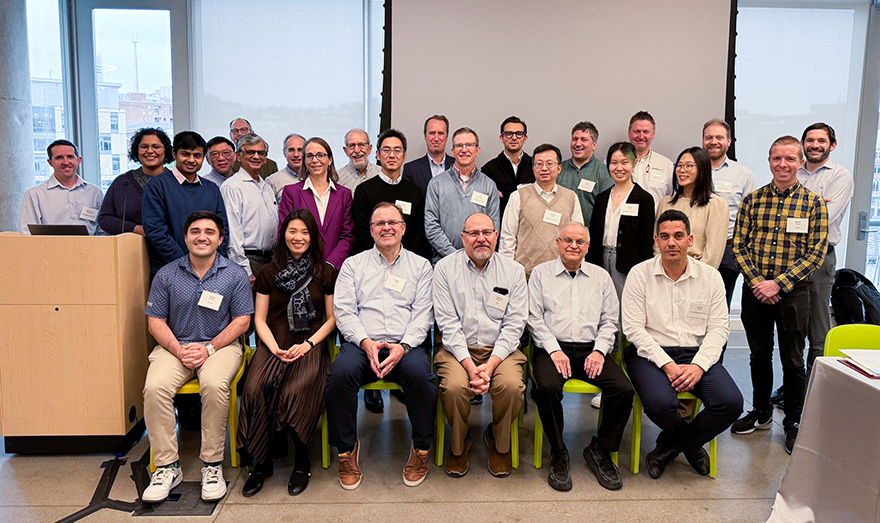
[379,171,402,185]
[428,154,445,168]
[173,167,202,185]
[566,155,595,171]
[552,257,588,277]
[800,160,837,176]
[534,182,558,197]
[464,250,493,273]
[713,156,731,171]
[46,174,85,190]
[370,245,402,266]
[285,165,300,177]
[452,164,477,180]
[770,180,801,196]
[234,169,264,186]
[651,255,695,283]
[303,176,336,194]
[178,253,227,280]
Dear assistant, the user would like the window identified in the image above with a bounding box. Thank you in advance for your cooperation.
[110,113,118,132]
[112,155,120,173]
[99,135,111,152]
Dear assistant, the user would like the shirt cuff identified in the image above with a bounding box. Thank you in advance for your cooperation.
[650,350,674,369]
[593,340,613,356]
[691,352,715,373]
[450,345,471,363]
[541,337,562,355]
[490,345,514,361]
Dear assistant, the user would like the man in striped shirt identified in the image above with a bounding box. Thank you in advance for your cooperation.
[729,136,828,455]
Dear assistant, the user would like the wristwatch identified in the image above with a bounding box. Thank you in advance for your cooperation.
[206,343,216,357]
[400,343,412,355]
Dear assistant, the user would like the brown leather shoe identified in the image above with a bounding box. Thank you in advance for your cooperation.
[445,436,471,478]
[403,442,430,487]
[337,440,363,490]
[484,427,511,477]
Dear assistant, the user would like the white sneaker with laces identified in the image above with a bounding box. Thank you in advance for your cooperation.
[201,464,227,501]
[591,393,602,409]
[142,465,183,503]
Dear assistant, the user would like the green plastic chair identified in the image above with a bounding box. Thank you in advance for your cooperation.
[434,398,523,469]
[823,324,880,357]
[630,391,718,478]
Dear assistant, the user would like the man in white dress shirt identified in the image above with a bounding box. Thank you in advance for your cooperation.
[20,139,103,235]
[219,133,278,286]
[622,209,743,479]
[326,203,436,490]
[433,212,528,479]
[529,222,633,491]
[336,128,382,192]
[266,133,305,201]
[628,111,674,210]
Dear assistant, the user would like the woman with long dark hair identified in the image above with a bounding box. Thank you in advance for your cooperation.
[237,208,337,497]
[655,147,728,268]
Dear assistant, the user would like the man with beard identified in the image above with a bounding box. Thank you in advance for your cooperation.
[480,116,535,214]
[337,128,382,191]
[267,133,306,201]
[229,118,279,177]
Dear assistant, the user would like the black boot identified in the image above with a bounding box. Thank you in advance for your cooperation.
[242,460,273,497]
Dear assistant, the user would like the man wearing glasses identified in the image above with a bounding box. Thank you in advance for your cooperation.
[529,222,633,491]
[266,133,306,201]
[203,137,236,188]
[327,202,436,490]
[425,127,501,264]
[219,133,278,286]
[352,129,428,258]
[480,116,535,214]
[499,143,583,277]
[557,121,613,227]
[229,118,278,178]
[337,128,382,192]
[433,212,528,478]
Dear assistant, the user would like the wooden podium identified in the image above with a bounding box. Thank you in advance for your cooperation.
[0,232,151,453]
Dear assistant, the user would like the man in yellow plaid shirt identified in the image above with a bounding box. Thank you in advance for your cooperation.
[729,136,828,455]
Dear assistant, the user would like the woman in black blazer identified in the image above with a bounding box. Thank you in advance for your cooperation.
[588,142,655,301]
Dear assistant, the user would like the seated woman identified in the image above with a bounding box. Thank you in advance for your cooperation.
[98,127,172,236]
[655,147,728,268]
[277,137,354,270]
[588,142,655,302]
[237,208,337,497]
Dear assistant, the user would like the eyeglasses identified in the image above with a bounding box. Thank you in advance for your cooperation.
[502,131,526,139]
[242,149,268,157]
[305,153,329,161]
[462,229,496,238]
[534,161,558,169]
[379,147,404,156]
[675,163,697,172]
[208,150,234,159]
[345,142,370,150]
[139,143,165,151]
[452,142,478,151]
[370,220,404,228]
[231,126,250,135]
[557,237,588,246]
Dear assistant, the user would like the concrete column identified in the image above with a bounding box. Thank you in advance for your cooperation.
[0,0,35,232]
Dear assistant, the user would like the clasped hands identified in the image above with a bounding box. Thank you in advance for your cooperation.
[361,339,405,379]
[661,361,704,392]
[270,341,314,363]
[179,343,208,369]
[752,279,781,305]
[462,356,501,395]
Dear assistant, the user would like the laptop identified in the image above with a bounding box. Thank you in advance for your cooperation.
[27,224,91,236]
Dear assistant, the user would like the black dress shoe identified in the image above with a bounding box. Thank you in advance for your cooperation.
[364,390,384,413]
[470,394,483,406]
[242,462,273,497]
[548,449,572,491]
[583,437,622,490]
[390,389,406,405]
[645,442,679,479]
[288,469,310,496]
[770,386,784,406]
[684,447,710,476]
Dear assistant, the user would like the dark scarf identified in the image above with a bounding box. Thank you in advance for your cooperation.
[274,255,316,332]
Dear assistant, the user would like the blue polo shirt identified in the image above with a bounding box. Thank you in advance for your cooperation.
[145,254,254,343]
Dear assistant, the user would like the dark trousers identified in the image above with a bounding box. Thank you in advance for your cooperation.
[532,342,633,454]
[717,243,740,364]
[325,342,436,451]
[624,345,743,453]
[740,282,810,428]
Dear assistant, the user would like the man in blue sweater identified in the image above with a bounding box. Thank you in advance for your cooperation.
[143,131,229,276]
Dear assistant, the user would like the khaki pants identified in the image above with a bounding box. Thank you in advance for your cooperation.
[434,346,526,455]
[143,341,243,466]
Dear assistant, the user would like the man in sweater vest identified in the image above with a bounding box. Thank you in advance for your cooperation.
[352,129,428,258]
[499,143,583,277]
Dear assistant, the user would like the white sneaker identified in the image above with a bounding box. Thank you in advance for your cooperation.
[142,465,183,503]
[591,393,602,409]
[201,464,227,501]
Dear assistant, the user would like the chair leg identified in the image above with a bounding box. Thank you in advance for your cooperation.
[631,394,642,474]
[709,436,718,478]
[511,416,519,469]
[149,443,156,473]
[435,397,445,467]
[229,387,240,468]
[534,410,543,469]
[321,410,330,469]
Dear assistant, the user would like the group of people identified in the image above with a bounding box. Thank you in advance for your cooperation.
[18,111,852,505]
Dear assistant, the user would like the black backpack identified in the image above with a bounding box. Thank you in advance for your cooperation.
[830,268,880,326]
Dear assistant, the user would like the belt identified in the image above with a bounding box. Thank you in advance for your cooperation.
[245,249,273,258]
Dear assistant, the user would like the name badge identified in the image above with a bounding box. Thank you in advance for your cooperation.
[543,210,562,226]
[688,302,709,319]
[621,203,639,217]
[487,292,509,311]
[716,181,733,194]
[578,179,596,193]
[470,191,489,207]
[198,291,224,311]
[79,206,99,221]
[786,217,808,234]
[395,200,412,215]
[384,275,407,292]
[649,168,665,184]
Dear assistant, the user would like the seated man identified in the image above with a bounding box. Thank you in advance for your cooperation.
[529,222,633,491]
[433,213,528,478]
[142,211,253,503]
[622,210,743,479]
[326,202,436,490]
